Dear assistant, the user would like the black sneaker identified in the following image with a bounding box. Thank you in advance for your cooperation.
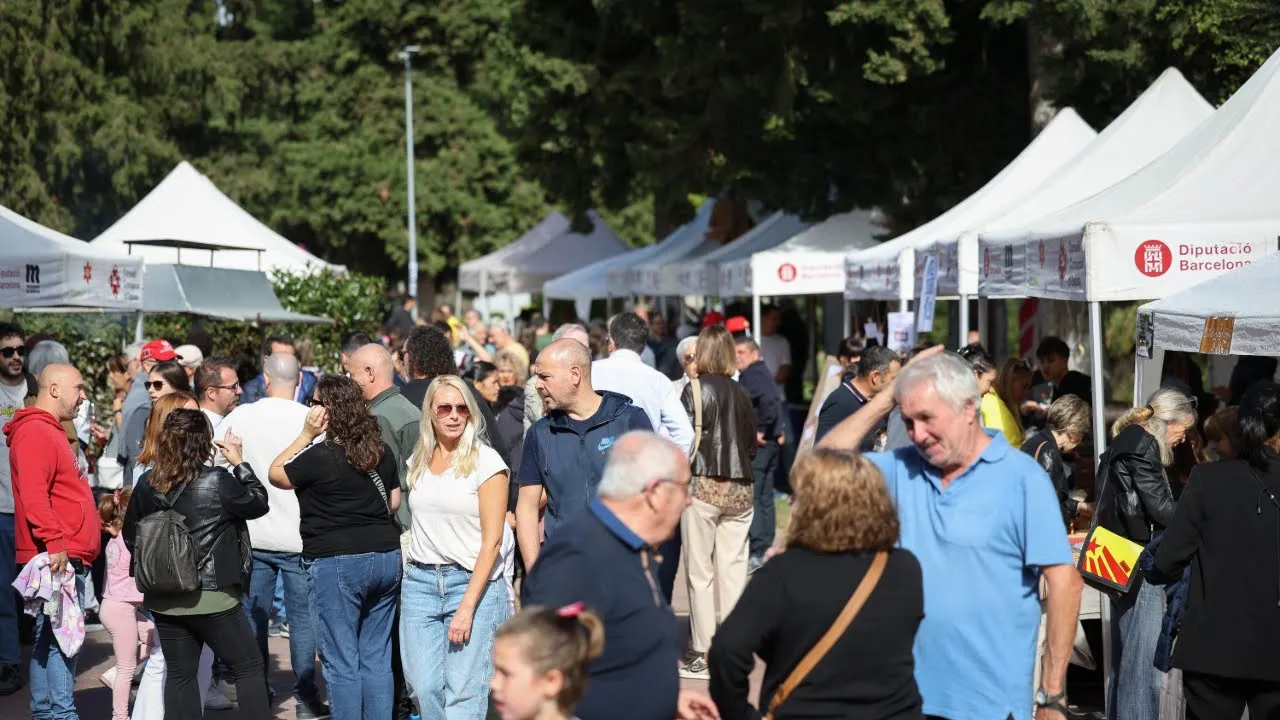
[0,664,24,696]
[297,702,332,720]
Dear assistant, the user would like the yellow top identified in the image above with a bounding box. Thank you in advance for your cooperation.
[980,392,1023,448]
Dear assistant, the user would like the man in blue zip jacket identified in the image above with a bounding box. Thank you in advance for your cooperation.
[515,338,652,571]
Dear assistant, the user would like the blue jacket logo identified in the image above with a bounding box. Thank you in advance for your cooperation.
[597,436,616,452]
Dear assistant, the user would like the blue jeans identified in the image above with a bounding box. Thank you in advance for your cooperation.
[30,569,85,720]
[1108,576,1166,720]
[305,551,402,720]
[0,513,18,666]
[273,573,287,624]
[748,439,780,557]
[244,551,319,705]
[400,562,509,720]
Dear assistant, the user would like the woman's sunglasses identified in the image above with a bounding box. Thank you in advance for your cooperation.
[144,381,167,391]
[0,346,26,359]
[434,403,471,419]
[308,398,325,407]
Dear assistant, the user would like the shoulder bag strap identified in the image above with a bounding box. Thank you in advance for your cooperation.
[1033,441,1049,463]
[689,377,703,459]
[366,468,390,513]
[764,550,888,720]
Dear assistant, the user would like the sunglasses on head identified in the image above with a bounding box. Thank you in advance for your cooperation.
[0,346,26,359]
[144,381,167,391]
[434,403,471,419]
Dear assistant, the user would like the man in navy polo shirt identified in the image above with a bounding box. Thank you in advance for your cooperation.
[522,431,718,720]
[821,349,1082,720]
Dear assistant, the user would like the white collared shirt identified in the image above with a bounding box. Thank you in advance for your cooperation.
[592,349,694,455]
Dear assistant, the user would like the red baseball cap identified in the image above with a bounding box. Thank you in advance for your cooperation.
[701,311,724,328]
[725,316,750,334]
[140,339,181,363]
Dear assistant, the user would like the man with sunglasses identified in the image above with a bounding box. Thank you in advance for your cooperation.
[0,323,32,695]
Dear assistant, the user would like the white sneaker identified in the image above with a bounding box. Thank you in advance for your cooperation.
[204,680,234,711]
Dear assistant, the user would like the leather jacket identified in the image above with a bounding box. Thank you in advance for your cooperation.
[1022,429,1077,527]
[1094,424,1176,544]
[681,374,758,481]
[125,464,270,593]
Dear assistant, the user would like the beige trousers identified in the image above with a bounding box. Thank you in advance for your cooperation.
[682,497,753,652]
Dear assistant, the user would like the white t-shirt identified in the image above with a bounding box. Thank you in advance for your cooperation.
[759,334,792,387]
[0,378,27,512]
[215,397,310,554]
[405,444,509,578]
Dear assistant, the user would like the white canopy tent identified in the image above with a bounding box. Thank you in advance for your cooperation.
[977,49,1280,456]
[673,212,811,297]
[844,108,1098,326]
[612,200,716,297]
[1,203,142,310]
[1133,248,1280,404]
[719,209,884,340]
[92,162,340,275]
[543,242,668,320]
[458,211,570,313]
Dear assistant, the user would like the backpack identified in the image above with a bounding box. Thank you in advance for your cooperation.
[133,482,201,594]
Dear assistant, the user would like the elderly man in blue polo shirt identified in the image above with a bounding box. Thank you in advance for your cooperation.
[821,349,1082,720]
[522,431,718,720]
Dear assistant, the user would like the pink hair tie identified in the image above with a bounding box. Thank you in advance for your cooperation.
[556,602,585,619]
[112,489,122,503]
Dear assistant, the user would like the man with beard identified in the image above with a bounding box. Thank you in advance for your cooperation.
[0,323,31,695]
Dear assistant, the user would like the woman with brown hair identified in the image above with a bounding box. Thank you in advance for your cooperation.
[268,375,403,720]
[130,392,197,486]
[678,324,758,681]
[123,409,271,719]
[708,449,924,719]
[982,357,1032,447]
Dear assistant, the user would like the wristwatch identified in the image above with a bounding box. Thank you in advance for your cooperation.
[1034,688,1068,716]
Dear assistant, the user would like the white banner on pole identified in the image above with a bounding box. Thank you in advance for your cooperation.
[917,255,939,333]
[887,312,916,354]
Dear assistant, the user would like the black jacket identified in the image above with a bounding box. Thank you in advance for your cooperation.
[1022,430,1078,527]
[1149,456,1280,681]
[1095,424,1175,544]
[681,374,757,481]
[738,360,784,439]
[708,548,924,720]
[124,464,270,594]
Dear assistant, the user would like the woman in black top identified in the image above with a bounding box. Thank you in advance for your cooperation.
[268,375,403,720]
[709,448,923,719]
[679,325,758,681]
[1020,394,1092,529]
[123,409,271,719]
[1150,383,1280,718]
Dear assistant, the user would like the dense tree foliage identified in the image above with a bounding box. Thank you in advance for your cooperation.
[1,0,1277,280]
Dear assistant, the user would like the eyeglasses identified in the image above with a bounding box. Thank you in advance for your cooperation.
[144,381,167,391]
[433,403,471,419]
[0,346,26,359]
[212,383,240,391]
[308,398,325,407]
[683,354,696,363]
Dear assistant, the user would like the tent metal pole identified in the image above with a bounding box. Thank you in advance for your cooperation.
[959,294,970,344]
[752,294,762,344]
[1089,300,1112,716]
[898,298,908,313]
[977,298,989,347]
[842,300,852,337]
[134,312,145,343]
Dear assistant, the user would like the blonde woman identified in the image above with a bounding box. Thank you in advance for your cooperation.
[981,358,1031,447]
[400,376,511,718]
[1020,395,1092,528]
[679,325,757,681]
[1095,386,1196,720]
[494,348,529,388]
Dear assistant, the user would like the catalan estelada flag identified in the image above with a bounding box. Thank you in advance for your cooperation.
[1076,525,1145,595]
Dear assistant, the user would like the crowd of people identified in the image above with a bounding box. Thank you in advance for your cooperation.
[0,300,1273,720]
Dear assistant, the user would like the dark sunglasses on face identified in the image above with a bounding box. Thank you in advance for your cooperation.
[434,403,471,419]
[144,381,167,391]
[0,346,26,359]
[308,398,324,407]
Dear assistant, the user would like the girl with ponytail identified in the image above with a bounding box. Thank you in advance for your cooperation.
[490,603,605,720]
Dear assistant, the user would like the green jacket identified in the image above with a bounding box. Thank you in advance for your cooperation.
[369,386,421,529]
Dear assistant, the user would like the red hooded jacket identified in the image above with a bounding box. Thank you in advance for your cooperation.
[4,406,101,564]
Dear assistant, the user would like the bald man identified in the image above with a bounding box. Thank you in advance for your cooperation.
[515,338,652,570]
[351,343,421,527]
[4,364,100,716]
[523,324,590,430]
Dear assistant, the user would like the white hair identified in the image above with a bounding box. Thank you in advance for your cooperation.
[28,340,70,378]
[893,352,980,413]
[488,319,510,334]
[553,323,588,341]
[125,341,145,363]
[597,431,683,499]
[676,336,697,361]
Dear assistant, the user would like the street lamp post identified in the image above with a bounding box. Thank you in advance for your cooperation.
[400,45,421,318]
